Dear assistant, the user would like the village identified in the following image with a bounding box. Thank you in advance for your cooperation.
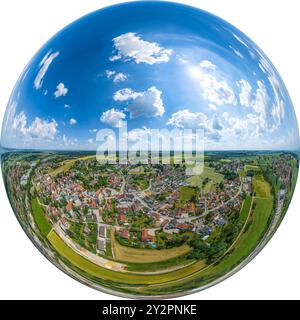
[31,156,254,255]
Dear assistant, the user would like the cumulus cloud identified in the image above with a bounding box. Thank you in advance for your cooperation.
[110,32,172,64]
[105,70,127,83]
[100,108,126,128]
[190,60,237,106]
[114,72,127,83]
[54,83,68,98]
[237,79,252,107]
[166,109,208,129]
[59,134,78,147]
[69,118,77,125]
[34,50,59,90]
[12,110,58,141]
[237,78,285,133]
[212,114,223,130]
[113,86,165,119]
[88,138,94,144]
[166,109,221,141]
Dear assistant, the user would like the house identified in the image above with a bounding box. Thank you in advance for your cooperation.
[141,229,156,243]
[118,228,130,239]
[66,200,73,212]
[176,223,193,231]
[118,213,127,224]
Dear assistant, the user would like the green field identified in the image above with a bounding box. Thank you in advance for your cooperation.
[49,155,95,176]
[239,196,252,223]
[137,195,274,295]
[179,186,198,203]
[186,166,224,189]
[210,196,273,273]
[245,164,261,172]
[112,228,191,263]
[47,230,207,286]
[252,175,271,197]
[31,198,52,237]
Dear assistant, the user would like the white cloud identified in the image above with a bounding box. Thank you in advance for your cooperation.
[64,104,71,108]
[100,108,126,128]
[89,128,98,133]
[69,118,77,125]
[208,104,217,111]
[177,55,188,64]
[237,79,252,107]
[167,109,223,142]
[232,33,249,48]
[106,70,127,83]
[106,70,116,78]
[114,86,165,119]
[54,83,68,98]
[113,72,127,83]
[11,110,58,141]
[189,61,237,106]
[110,32,172,65]
[61,134,76,147]
[113,88,140,101]
[34,50,59,90]
[166,109,208,129]
[237,78,285,133]
[212,114,223,130]
[229,46,243,58]
[252,81,268,114]
[88,138,94,144]
[199,60,216,70]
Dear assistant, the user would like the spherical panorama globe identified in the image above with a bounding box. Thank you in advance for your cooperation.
[1,1,299,298]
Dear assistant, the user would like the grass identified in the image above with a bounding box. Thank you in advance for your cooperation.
[31,198,52,237]
[239,170,246,178]
[112,228,191,263]
[134,178,149,190]
[208,196,273,275]
[245,164,261,172]
[47,230,206,285]
[125,255,194,272]
[203,180,215,194]
[252,175,271,197]
[138,195,274,295]
[186,166,224,188]
[239,196,252,224]
[179,186,197,203]
[49,155,95,176]
[129,166,145,175]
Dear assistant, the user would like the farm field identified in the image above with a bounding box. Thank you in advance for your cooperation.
[239,196,252,224]
[49,155,96,176]
[31,198,52,237]
[138,195,273,295]
[244,164,261,172]
[3,149,297,297]
[252,175,271,197]
[47,230,207,286]
[179,186,198,203]
[186,166,224,188]
[111,228,191,263]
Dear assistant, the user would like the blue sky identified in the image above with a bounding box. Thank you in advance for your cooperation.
[1,1,299,151]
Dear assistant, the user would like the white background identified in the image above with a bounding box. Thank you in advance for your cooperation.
[0,0,299,300]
